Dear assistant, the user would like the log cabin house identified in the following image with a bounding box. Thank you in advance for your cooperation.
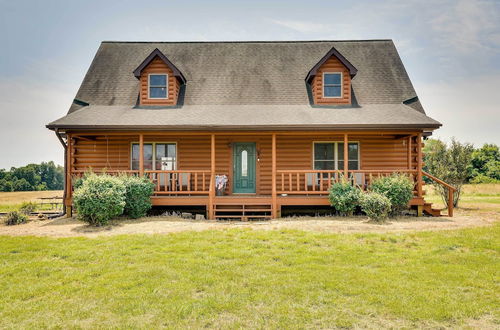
[47,40,455,220]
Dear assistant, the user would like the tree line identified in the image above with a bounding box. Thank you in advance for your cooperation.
[0,162,64,192]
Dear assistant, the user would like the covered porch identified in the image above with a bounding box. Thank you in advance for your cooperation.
[64,130,453,219]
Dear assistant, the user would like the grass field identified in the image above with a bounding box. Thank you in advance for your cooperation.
[0,225,498,328]
[0,185,498,328]
[0,190,63,212]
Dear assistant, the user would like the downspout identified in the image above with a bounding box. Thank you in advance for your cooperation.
[52,129,67,218]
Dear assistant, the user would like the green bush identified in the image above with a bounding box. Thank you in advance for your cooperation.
[328,179,361,216]
[5,211,28,226]
[360,192,391,222]
[19,201,37,215]
[73,173,126,226]
[370,174,414,216]
[121,175,155,219]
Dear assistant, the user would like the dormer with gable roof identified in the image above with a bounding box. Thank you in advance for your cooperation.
[133,48,186,106]
[306,46,357,106]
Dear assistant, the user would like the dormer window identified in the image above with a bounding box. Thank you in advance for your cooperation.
[149,74,168,99]
[323,73,342,98]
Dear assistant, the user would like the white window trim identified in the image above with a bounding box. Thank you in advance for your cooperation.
[322,72,343,99]
[312,141,360,170]
[130,142,177,170]
[148,73,169,99]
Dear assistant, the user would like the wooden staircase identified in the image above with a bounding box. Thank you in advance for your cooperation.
[423,202,442,217]
[214,203,273,221]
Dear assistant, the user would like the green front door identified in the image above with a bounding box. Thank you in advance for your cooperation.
[233,142,256,193]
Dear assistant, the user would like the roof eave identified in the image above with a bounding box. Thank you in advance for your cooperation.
[46,123,442,131]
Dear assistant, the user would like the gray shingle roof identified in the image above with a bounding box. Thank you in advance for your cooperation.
[47,40,440,130]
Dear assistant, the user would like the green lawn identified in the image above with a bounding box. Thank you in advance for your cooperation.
[1,225,498,328]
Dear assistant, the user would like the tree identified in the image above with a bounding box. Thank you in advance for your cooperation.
[0,162,64,191]
[469,144,500,182]
[424,138,473,207]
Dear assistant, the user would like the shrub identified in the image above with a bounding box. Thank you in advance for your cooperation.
[19,201,37,215]
[73,173,126,226]
[370,174,414,216]
[5,211,28,226]
[328,179,361,216]
[360,192,391,222]
[120,175,155,219]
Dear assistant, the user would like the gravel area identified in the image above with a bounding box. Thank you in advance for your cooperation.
[0,211,497,238]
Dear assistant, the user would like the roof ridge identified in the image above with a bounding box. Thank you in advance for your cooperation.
[101,39,393,44]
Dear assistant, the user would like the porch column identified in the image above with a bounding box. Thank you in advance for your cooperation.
[407,135,412,170]
[343,133,348,178]
[65,134,73,218]
[139,134,144,177]
[417,133,423,198]
[208,134,215,220]
[271,133,277,219]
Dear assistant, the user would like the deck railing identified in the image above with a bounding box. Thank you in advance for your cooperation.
[71,170,211,195]
[144,170,211,195]
[276,169,418,195]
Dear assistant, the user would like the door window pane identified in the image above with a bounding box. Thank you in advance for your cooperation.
[241,150,248,177]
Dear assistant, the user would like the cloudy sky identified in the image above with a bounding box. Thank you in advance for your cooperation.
[0,0,499,169]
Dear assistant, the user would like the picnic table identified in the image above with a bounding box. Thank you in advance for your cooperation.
[38,196,63,210]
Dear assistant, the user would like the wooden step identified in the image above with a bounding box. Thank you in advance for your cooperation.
[423,203,441,217]
[214,202,273,221]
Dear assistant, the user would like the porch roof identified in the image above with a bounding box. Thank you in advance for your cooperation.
[47,103,441,130]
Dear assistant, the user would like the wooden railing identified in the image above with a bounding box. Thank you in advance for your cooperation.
[71,169,211,195]
[145,170,211,195]
[71,170,140,177]
[422,171,456,216]
[348,170,418,191]
[276,170,343,194]
[276,169,418,195]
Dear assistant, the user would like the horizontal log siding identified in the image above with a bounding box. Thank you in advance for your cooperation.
[311,57,351,105]
[139,57,180,106]
[70,133,418,194]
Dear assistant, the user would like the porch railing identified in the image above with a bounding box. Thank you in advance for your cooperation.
[276,169,418,195]
[71,170,211,195]
[144,170,211,195]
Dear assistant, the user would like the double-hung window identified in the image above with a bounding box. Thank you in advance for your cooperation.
[131,143,176,171]
[148,74,168,99]
[313,142,359,171]
[323,72,342,98]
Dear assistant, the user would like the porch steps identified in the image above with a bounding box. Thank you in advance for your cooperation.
[423,202,442,217]
[214,203,272,221]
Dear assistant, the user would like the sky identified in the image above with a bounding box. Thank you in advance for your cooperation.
[0,0,499,169]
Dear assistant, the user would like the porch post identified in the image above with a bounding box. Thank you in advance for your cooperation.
[343,133,348,178]
[208,134,215,220]
[65,134,73,217]
[139,134,144,177]
[407,135,412,169]
[271,133,277,219]
[417,133,423,198]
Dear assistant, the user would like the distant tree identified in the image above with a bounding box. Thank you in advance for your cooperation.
[0,162,64,191]
[469,144,500,183]
[12,178,32,191]
[424,138,473,207]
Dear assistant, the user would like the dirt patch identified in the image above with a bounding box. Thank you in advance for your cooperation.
[0,210,497,238]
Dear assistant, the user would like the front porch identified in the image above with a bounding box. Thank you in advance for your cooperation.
[64,131,454,219]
